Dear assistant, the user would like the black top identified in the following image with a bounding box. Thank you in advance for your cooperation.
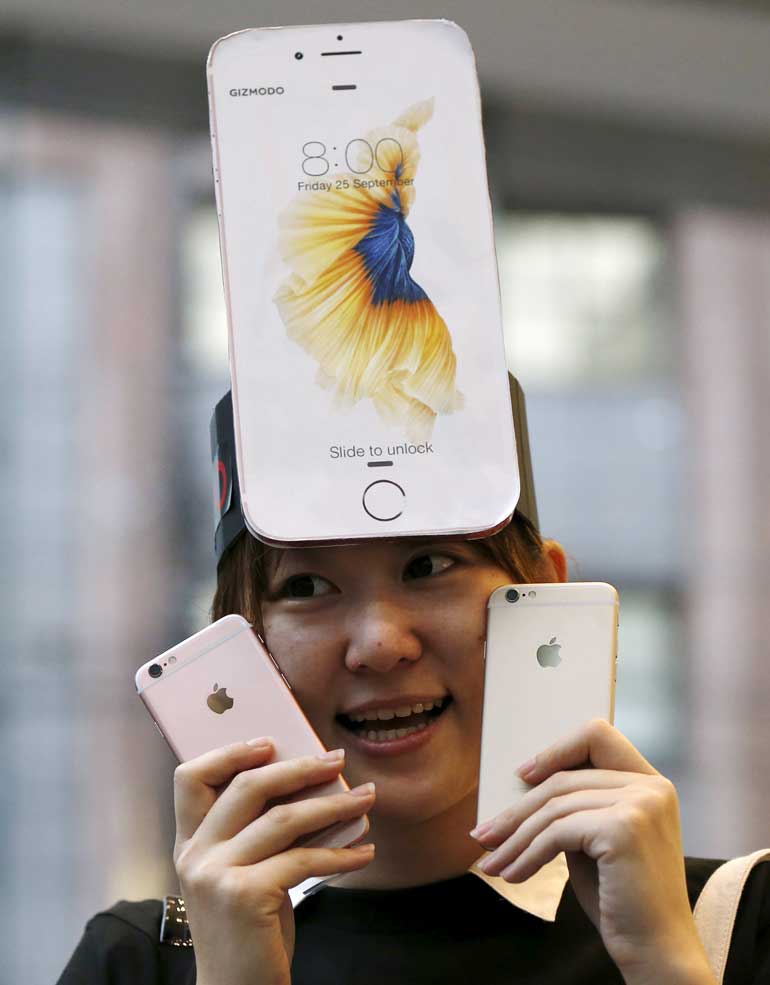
[57,858,770,985]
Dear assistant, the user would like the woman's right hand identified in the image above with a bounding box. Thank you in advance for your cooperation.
[172,738,375,985]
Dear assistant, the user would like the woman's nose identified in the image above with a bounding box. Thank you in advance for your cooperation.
[344,602,423,673]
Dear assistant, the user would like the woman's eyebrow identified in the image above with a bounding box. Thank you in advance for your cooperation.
[401,537,468,550]
[410,539,478,556]
[269,550,328,581]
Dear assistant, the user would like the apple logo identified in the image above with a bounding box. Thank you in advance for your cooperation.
[536,637,562,668]
[207,682,234,714]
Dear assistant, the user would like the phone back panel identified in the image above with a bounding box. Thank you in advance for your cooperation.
[207,20,518,544]
[136,615,367,849]
[477,583,618,824]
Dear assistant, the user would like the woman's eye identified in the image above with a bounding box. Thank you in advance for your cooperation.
[404,553,455,580]
[281,574,335,598]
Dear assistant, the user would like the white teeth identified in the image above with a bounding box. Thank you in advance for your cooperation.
[363,722,429,743]
[348,697,445,723]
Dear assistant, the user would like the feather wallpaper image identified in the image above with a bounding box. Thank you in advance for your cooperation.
[273,97,463,441]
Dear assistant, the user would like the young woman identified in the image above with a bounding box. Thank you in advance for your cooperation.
[58,510,770,985]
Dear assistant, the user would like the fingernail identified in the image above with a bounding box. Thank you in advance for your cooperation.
[477,854,496,873]
[246,736,272,747]
[470,820,494,840]
[318,748,345,761]
[517,757,537,777]
[349,782,375,797]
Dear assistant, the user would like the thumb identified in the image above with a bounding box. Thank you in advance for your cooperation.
[518,719,657,783]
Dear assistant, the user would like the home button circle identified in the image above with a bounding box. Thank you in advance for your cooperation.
[362,480,405,522]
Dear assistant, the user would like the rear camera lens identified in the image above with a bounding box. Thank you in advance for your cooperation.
[294,51,303,59]
[149,663,163,678]
[505,588,520,603]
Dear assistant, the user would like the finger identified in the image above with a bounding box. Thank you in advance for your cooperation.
[194,751,351,845]
[498,808,611,883]
[477,789,621,875]
[221,783,376,866]
[474,768,651,847]
[517,720,657,785]
[255,842,377,894]
[174,738,276,841]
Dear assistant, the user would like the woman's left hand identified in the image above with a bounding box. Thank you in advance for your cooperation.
[471,719,715,985]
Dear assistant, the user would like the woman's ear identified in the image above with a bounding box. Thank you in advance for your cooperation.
[541,539,569,583]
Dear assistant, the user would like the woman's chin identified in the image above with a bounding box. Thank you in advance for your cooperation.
[325,702,479,819]
[357,771,476,826]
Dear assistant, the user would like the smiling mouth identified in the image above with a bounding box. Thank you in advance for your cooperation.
[336,696,453,741]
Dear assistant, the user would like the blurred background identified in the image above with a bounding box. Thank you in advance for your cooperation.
[1,0,769,981]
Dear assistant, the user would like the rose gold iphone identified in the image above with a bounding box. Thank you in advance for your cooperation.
[477,582,618,825]
[135,614,369,850]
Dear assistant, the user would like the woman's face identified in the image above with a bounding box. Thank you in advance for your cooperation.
[260,539,524,824]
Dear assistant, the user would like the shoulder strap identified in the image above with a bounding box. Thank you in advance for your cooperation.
[693,848,770,983]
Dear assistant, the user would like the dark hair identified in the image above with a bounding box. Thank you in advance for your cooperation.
[211,510,552,634]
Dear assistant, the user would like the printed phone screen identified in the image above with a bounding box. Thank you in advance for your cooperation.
[209,22,517,541]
